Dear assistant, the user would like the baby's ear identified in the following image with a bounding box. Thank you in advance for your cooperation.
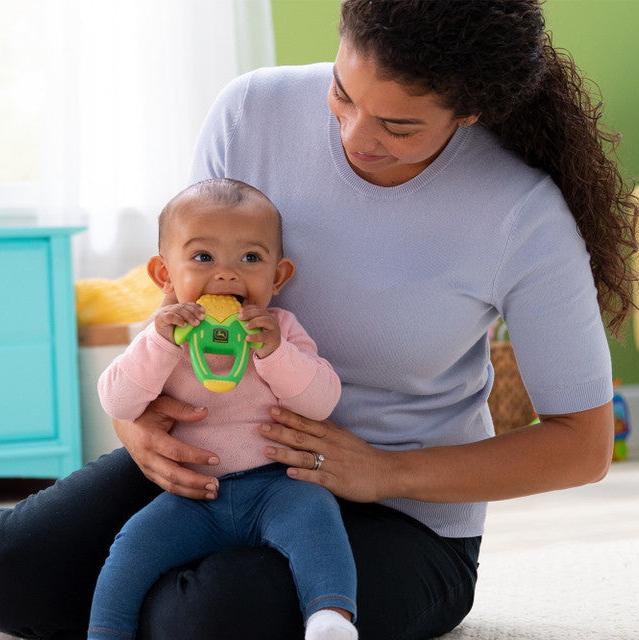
[272,257,296,295]
[147,255,173,293]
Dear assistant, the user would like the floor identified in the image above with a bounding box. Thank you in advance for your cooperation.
[482,455,639,554]
[445,452,639,639]
[1,445,638,639]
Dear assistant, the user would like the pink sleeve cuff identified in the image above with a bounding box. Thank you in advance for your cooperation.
[117,325,183,393]
[252,339,317,398]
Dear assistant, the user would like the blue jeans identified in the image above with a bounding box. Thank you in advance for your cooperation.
[87,463,356,640]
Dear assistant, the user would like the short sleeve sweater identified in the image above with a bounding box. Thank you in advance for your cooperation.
[189,63,613,537]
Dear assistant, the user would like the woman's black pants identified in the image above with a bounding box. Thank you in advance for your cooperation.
[0,448,480,639]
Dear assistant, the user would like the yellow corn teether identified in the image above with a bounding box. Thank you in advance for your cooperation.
[174,295,263,393]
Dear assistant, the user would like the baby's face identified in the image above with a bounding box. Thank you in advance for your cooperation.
[161,197,288,308]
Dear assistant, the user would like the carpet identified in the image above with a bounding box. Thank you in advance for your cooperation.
[443,538,639,639]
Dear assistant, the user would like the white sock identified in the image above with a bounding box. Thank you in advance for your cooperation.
[305,609,358,640]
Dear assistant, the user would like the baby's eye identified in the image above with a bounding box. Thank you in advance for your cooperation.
[242,252,261,263]
[193,252,213,262]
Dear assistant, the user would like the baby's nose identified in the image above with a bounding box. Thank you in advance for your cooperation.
[214,270,238,281]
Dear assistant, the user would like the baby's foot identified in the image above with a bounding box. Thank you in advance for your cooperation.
[305,609,358,640]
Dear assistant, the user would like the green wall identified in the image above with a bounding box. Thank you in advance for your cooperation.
[545,1,639,184]
[271,0,340,65]
[543,1,639,384]
[271,0,639,383]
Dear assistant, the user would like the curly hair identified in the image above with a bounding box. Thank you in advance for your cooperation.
[340,0,638,336]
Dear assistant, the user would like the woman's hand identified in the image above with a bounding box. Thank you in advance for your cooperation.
[113,394,220,500]
[260,407,395,503]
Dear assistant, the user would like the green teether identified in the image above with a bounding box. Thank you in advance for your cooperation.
[174,294,263,393]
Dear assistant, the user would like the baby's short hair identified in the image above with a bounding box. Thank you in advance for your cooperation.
[158,178,283,254]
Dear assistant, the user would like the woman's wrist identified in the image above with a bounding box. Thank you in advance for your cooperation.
[112,416,138,457]
[374,449,418,501]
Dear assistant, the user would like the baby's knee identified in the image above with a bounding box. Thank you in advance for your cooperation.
[294,482,342,523]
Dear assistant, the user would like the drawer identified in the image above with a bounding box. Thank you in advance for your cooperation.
[0,238,52,343]
[0,343,56,442]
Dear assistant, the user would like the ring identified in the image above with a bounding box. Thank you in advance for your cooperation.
[312,453,325,471]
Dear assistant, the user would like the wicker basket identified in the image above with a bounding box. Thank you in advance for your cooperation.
[488,341,536,435]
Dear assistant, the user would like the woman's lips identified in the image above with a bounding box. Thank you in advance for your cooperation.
[350,151,388,163]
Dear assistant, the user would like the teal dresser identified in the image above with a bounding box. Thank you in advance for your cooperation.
[0,225,85,478]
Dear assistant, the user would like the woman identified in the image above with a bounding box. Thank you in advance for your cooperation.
[1,1,636,638]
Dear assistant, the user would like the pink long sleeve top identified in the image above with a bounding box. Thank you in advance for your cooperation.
[97,308,341,477]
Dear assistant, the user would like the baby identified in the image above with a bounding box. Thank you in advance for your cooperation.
[88,178,358,640]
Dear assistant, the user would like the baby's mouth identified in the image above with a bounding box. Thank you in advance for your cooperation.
[232,295,245,305]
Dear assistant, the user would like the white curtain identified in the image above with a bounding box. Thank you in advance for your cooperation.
[37,0,275,278]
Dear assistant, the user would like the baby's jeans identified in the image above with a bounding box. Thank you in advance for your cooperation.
[87,463,356,640]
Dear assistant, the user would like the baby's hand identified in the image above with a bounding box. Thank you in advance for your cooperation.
[155,302,206,344]
[239,305,282,359]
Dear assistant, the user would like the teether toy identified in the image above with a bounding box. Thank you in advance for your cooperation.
[174,294,263,393]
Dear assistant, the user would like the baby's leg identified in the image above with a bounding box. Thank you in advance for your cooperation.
[88,491,232,640]
[258,476,358,639]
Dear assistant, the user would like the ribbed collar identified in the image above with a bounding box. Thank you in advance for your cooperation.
[327,112,472,201]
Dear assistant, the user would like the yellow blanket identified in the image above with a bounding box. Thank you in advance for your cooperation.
[76,264,162,325]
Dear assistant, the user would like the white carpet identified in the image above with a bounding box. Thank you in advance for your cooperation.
[442,456,639,640]
[443,538,639,639]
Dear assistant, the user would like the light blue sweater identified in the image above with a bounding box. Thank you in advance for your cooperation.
[190,63,612,537]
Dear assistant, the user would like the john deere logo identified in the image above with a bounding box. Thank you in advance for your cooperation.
[213,328,229,343]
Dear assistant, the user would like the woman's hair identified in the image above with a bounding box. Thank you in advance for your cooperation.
[341,0,638,336]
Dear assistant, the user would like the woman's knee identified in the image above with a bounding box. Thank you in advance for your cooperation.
[0,449,160,637]
[138,547,304,640]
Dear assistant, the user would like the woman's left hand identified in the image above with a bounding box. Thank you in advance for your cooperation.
[260,407,394,502]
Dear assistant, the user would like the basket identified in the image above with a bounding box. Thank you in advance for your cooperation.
[488,341,536,435]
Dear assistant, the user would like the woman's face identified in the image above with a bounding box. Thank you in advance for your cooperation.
[328,38,477,186]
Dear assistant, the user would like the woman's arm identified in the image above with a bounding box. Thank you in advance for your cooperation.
[259,402,613,503]
[389,402,613,502]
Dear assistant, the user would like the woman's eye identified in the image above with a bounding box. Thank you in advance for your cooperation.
[385,128,413,139]
[242,252,261,263]
[193,252,213,262]
[332,83,349,103]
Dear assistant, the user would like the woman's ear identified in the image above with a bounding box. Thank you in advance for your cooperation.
[272,257,296,295]
[147,255,173,293]
[457,113,480,128]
